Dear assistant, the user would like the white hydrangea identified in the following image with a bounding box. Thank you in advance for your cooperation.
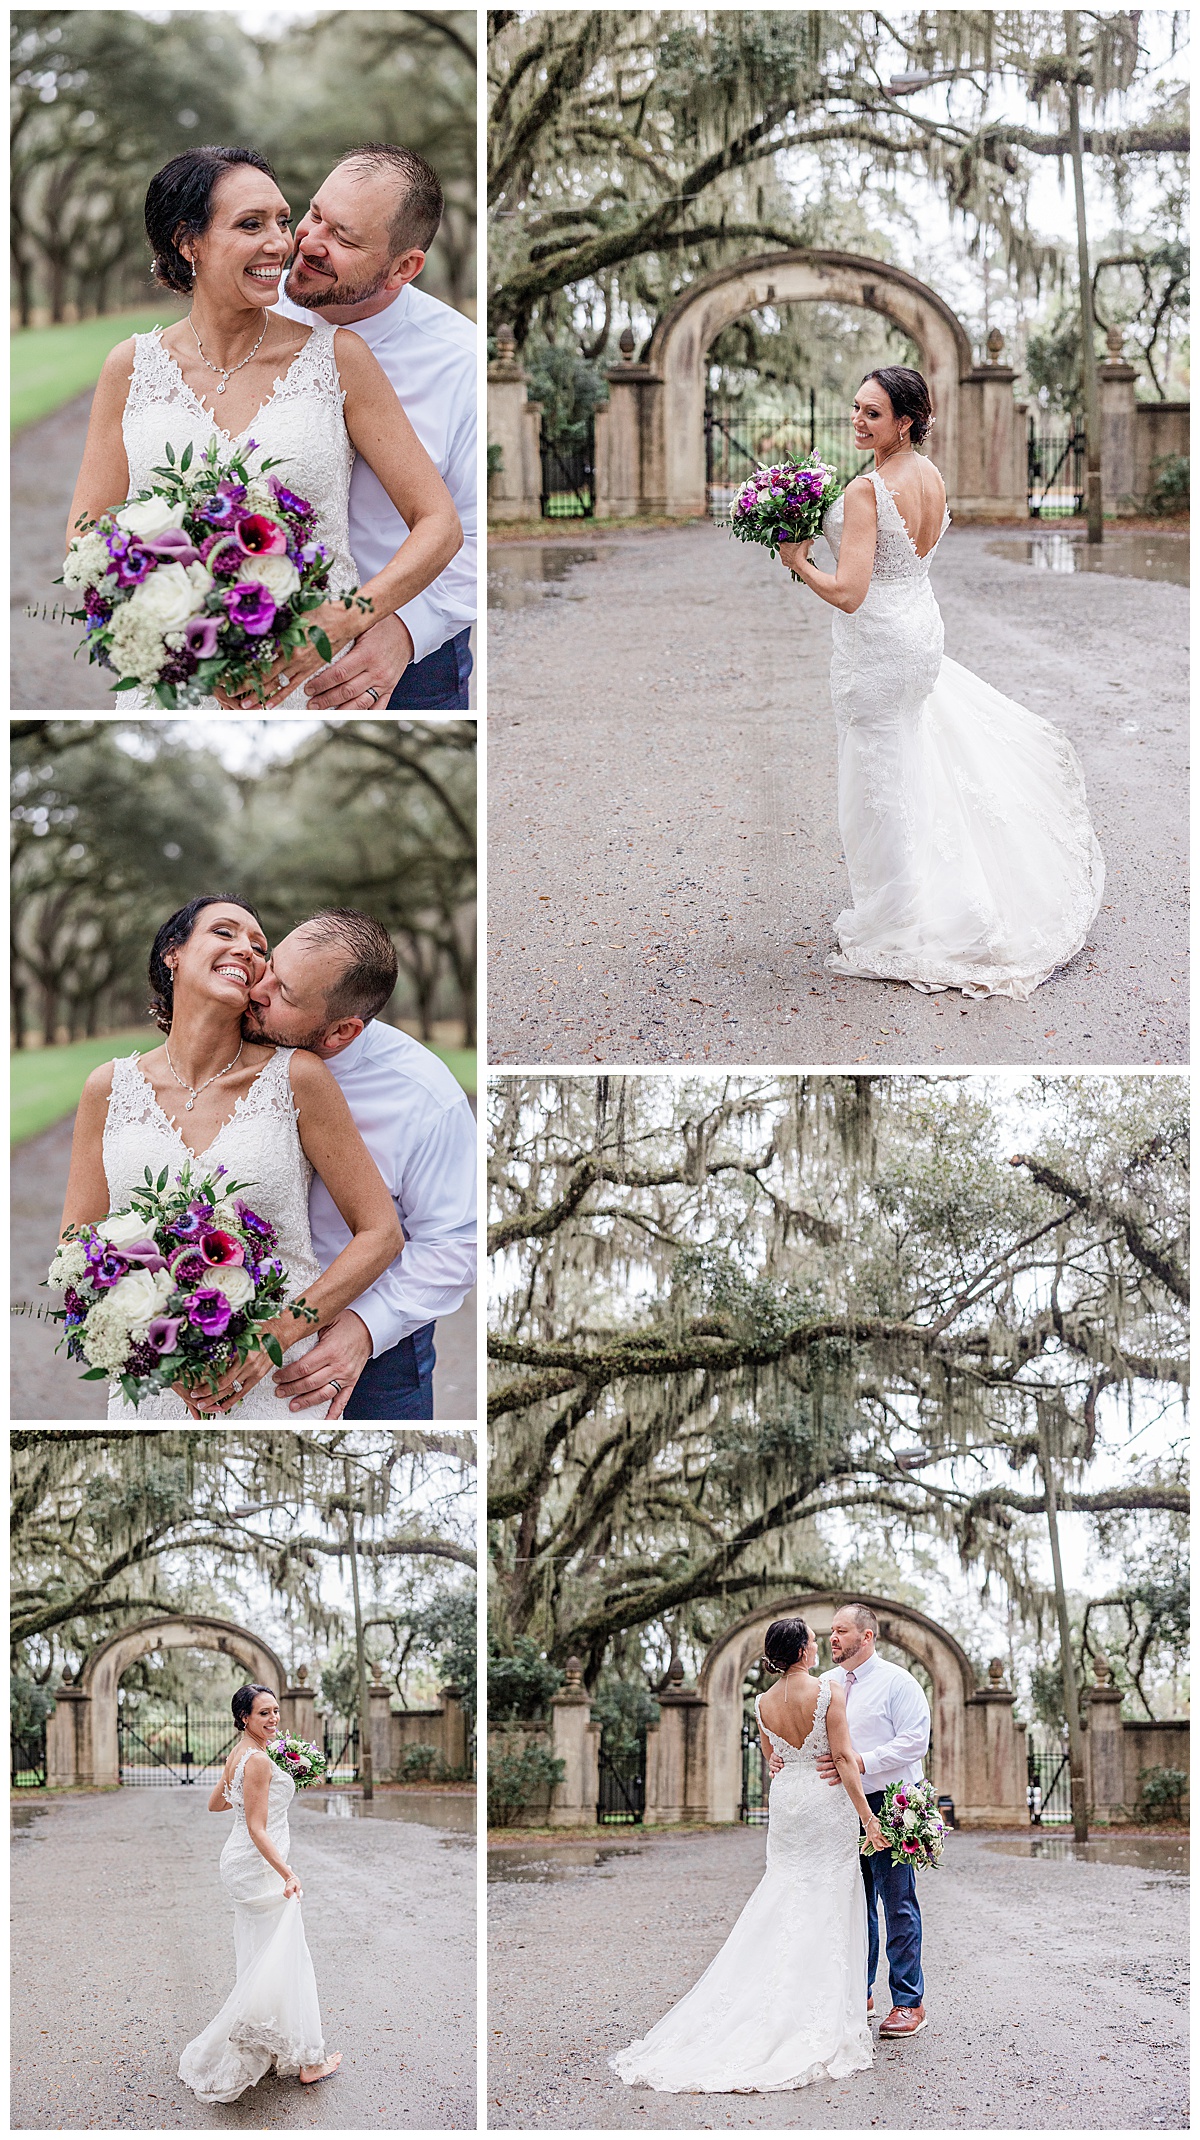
[106,602,169,686]
[62,528,117,590]
[48,1237,91,1290]
[238,551,300,601]
[79,1298,137,1376]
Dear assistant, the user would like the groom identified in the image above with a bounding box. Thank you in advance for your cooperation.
[775,1602,931,2037]
[241,907,476,1419]
[275,144,475,710]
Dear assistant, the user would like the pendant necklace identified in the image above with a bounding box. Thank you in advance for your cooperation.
[165,1039,244,1112]
[190,315,268,396]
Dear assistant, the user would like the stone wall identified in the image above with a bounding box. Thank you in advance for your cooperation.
[1134,401,1190,503]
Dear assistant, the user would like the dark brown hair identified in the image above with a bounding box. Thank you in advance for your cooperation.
[148,895,265,1033]
[763,1618,812,1673]
[859,366,934,447]
[145,147,278,294]
[304,908,399,1025]
[232,1683,274,1731]
[334,142,444,255]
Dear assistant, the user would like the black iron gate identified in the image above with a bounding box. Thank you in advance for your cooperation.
[1027,1741,1072,1823]
[706,393,873,520]
[1028,417,1086,519]
[597,1733,645,1823]
[740,1707,769,1824]
[540,430,594,519]
[117,1703,237,1787]
[12,1729,46,1787]
[322,1717,360,1783]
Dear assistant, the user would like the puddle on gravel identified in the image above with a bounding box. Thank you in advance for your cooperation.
[297,1789,476,1834]
[986,529,1188,584]
[985,1834,1188,1873]
[489,1842,643,1883]
[11,1804,50,1837]
[488,545,598,610]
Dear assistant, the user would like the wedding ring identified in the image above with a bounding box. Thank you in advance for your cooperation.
[278,672,291,689]
[365,687,380,704]
[231,1379,243,1393]
[329,1379,344,1394]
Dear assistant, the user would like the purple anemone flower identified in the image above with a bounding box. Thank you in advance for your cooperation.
[268,476,315,521]
[106,534,156,588]
[92,1248,130,1288]
[187,1288,233,1336]
[169,1210,205,1240]
[221,581,277,636]
[198,480,247,528]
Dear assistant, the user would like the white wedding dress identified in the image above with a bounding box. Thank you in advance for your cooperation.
[610,1677,872,2093]
[179,1744,325,2103]
[102,1048,327,1419]
[121,319,356,710]
[820,468,1105,998]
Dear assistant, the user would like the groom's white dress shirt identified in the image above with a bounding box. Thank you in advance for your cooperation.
[828,1651,930,1790]
[309,1022,476,1360]
[276,282,476,664]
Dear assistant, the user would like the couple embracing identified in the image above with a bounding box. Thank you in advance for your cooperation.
[612,1603,931,2095]
[68,136,474,711]
[59,896,475,1419]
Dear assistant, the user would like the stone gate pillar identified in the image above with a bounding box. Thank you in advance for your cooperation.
[46,1673,91,1788]
[957,330,1026,519]
[962,1658,1027,1826]
[438,1684,468,1773]
[1085,1655,1127,1820]
[367,1663,394,1783]
[1099,326,1140,516]
[594,330,657,517]
[487,326,543,522]
[644,1661,708,1825]
[279,1664,316,1746]
[548,1659,600,1826]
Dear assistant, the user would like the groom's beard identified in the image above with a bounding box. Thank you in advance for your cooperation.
[284,256,391,310]
[242,1005,329,1052]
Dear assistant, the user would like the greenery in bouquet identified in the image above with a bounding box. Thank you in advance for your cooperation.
[727,452,842,570]
[268,1732,328,1789]
[863,1776,947,1870]
[59,436,368,708]
[46,1158,316,1410]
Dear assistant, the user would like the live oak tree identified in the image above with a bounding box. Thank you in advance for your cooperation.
[488,1075,1187,1685]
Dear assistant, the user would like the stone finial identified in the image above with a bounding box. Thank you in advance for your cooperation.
[495,322,516,362]
[618,324,636,362]
[668,1657,685,1687]
[61,1665,73,1686]
[564,1656,583,1689]
[296,1664,308,1686]
[371,1659,384,1683]
[988,1656,1006,1685]
[1105,324,1125,361]
[1093,1652,1112,1687]
[986,327,1005,364]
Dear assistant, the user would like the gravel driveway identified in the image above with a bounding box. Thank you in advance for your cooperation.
[487,1824,1187,2129]
[12,1787,476,2129]
[487,522,1188,1065]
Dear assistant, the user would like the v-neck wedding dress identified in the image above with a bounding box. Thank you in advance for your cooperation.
[101,1048,326,1419]
[121,320,357,710]
[820,467,1105,999]
[610,1677,872,2093]
[178,1744,326,2103]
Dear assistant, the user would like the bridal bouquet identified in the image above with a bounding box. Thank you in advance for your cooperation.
[864,1777,946,1871]
[59,436,367,708]
[268,1733,328,1789]
[46,1160,315,1409]
[727,451,841,569]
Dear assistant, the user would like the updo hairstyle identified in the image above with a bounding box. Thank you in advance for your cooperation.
[145,146,278,294]
[860,365,934,447]
[232,1683,274,1732]
[762,1617,812,1674]
[148,894,265,1034]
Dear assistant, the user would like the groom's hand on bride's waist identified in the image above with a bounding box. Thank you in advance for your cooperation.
[303,612,414,711]
[815,1749,864,1785]
[272,1307,373,1418]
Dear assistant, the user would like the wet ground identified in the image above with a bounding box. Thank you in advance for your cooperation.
[984,1832,1188,1874]
[985,527,1189,584]
[487,1823,1187,2129]
[487,519,1188,1066]
[298,1788,476,1835]
[12,1785,475,2129]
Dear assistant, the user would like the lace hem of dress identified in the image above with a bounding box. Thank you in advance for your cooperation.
[825,918,1095,1000]
[609,2030,874,2095]
[228,2020,326,2075]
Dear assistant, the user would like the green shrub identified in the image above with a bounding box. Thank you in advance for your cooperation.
[488,442,504,477]
[591,1676,659,1761]
[488,1638,564,1722]
[399,1743,442,1782]
[1146,453,1189,516]
[487,1741,565,1826]
[1138,1764,1188,1820]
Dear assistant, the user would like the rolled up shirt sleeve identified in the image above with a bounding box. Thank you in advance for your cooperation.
[396,391,477,664]
[349,1094,477,1358]
[857,1674,931,1786]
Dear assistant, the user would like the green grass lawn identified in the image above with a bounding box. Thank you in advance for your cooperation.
[12,1031,158,1145]
[12,307,185,434]
[12,1033,475,1144]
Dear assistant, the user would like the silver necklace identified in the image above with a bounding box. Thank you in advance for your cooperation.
[189,314,268,396]
[164,1038,244,1112]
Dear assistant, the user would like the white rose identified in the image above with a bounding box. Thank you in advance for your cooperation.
[185,560,215,600]
[97,1209,155,1249]
[115,495,187,540]
[108,1266,173,1338]
[237,551,300,602]
[208,1264,254,1309]
[126,562,200,634]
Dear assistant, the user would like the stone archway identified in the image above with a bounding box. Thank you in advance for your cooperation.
[697,1590,1027,1828]
[47,1614,288,1790]
[593,250,1026,521]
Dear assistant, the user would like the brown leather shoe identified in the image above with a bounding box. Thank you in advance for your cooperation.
[879,2004,926,2038]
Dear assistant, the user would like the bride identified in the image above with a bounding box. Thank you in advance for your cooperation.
[780,366,1105,1000]
[66,144,460,712]
[610,1618,885,2094]
[58,894,401,1419]
[180,1683,339,2101]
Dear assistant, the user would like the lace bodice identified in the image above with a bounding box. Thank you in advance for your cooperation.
[121,323,356,708]
[756,1677,861,1882]
[754,1675,831,1768]
[224,1744,295,1837]
[102,1049,323,1420]
[822,465,950,587]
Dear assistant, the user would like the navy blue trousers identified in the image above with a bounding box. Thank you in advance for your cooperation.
[388,629,473,710]
[862,1788,924,2006]
[343,1321,436,1419]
